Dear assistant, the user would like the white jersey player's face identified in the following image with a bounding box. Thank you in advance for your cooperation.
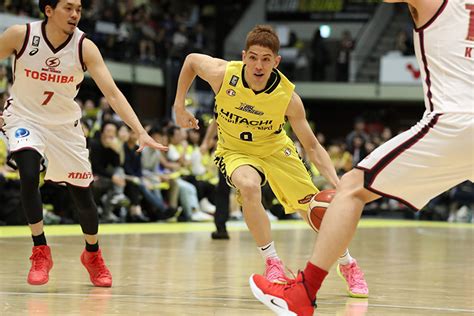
[46,0,82,35]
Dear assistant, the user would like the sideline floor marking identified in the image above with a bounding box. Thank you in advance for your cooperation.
[0,219,472,238]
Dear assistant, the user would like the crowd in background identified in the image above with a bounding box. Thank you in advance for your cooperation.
[0,1,472,226]
[2,94,472,226]
[1,0,215,64]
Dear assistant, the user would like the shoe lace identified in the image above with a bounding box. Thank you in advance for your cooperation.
[344,263,366,287]
[30,248,48,270]
[88,253,110,278]
[265,258,287,281]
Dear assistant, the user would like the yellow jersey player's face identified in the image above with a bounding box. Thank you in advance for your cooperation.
[47,0,82,35]
[242,45,281,90]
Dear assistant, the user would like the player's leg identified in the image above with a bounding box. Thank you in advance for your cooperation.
[251,113,471,314]
[13,150,44,235]
[264,139,369,296]
[231,165,269,245]
[67,185,112,287]
[297,205,369,298]
[308,170,377,296]
[231,164,290,283]
[13,149,54,285]
[215,149,289,281]
[45,121,112,287]
[211,172,231,239]
[250,171,377,315]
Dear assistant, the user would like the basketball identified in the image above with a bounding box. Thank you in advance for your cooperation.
[308,189,336,232]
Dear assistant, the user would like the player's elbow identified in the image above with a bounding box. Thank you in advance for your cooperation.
[185,53,200,68]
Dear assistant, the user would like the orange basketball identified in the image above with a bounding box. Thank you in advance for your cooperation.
[308,189,336,232]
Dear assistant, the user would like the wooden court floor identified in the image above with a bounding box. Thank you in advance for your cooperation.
[1,220,473,315]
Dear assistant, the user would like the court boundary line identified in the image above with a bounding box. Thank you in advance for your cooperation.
[0,291,472,313]
[0,219,472,238]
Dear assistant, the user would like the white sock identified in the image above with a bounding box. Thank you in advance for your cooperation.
[258,241,279,261]
[338,249,354,266]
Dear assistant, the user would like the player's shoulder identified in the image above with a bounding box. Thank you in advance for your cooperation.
[80,37,101,60]
[81,37,96,49]
[2,24,29,52]
[5,24,28,38]
[275,68,295,91]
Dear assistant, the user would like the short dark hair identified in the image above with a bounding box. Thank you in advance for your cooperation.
[100,121,117,134]
[149,125,164,136]
[166,125,180,138]
[39,0,60,15]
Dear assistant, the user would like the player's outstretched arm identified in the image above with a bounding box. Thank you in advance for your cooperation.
[286,92,339,188]
[0,25,26,61]
[173,53,227,130]
[82,38,167,152]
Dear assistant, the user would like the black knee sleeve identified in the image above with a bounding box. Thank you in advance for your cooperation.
[68,185,99,235]
[12,150,43,224]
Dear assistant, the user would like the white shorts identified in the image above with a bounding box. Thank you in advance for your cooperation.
[357,112,474,210]
[3,113,92,187]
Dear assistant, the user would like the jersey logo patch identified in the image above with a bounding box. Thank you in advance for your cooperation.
[45,57,61,68]
[298,194,314,204]
[235,103,264,116]
[32,36,40,47]
[229,75,239,86]
[68,172,93,180]
[29,48,39,56]
[226,89,236,96]
[15,128,30,138]
[283,147,291,156]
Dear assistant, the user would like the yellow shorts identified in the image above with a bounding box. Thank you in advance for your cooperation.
[214,138,318,214]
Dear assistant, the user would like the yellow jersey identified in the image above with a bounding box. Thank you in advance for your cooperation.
[214,61,295,157]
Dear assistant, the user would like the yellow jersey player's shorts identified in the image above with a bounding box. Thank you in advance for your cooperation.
[214,137,318,214]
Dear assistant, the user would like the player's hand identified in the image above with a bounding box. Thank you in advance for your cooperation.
[137,132,168,152]
[174,107,199,129]
[199,141,209,154]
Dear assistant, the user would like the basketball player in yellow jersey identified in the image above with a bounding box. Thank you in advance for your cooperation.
[174,25,368,297]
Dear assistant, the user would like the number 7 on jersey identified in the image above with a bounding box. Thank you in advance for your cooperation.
[42,91,54,106]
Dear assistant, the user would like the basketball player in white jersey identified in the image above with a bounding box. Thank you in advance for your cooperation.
[249,0,474,314]
[0,0,167,287]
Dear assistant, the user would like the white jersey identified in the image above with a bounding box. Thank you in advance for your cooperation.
[413,0,474,114]
[6,20,86,125]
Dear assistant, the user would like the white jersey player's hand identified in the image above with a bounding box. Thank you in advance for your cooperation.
[136,132,168,153]
[175,107,199,130]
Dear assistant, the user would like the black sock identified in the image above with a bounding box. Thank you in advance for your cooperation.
[32,233,47,246]
[85,241,99,252]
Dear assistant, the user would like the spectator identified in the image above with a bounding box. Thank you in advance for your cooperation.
[89,122,128,223]
[166,125,213,221]
[122,127,150,222]
[345,117,369,152]
[141,126,178,221]
[336,30,355,82]
[396,30,415,56]
[310,29,329,81]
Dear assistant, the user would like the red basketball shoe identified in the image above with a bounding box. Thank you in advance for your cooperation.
[28,245,53,285]
[80,249,112,287]
[249,272,315,316]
